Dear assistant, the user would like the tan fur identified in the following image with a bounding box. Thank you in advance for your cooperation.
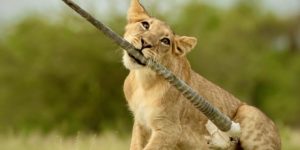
[123,0,281,149]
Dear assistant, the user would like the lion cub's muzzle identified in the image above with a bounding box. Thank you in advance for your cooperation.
[127,37,154,66]
[141,38,153,49]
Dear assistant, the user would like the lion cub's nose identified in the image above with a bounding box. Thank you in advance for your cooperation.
[141,38,153,49]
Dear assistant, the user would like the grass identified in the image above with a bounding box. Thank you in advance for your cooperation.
[0,127,299,150]
[280,127,300,150]
[0,131,130,150]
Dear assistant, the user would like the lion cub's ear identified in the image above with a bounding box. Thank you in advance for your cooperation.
[127,0,150,23]
[174,36,197,56]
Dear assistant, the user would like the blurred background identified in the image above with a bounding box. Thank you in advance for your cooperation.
[0,0,299,149]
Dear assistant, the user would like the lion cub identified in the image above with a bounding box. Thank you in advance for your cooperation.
[122,0,281,149]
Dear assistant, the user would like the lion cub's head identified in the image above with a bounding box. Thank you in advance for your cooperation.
[123,0,197,70]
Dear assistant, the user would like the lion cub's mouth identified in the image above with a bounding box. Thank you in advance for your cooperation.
[128,50,146,66]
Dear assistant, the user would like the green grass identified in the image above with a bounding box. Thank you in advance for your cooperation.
[280,127,300,150]
[0,127,299,150]
[0,131,130,150]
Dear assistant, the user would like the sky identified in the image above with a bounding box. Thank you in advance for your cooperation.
[0,0,299,26]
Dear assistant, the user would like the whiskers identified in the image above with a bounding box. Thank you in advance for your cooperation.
[129,34,143,49]
[142,50,159,62]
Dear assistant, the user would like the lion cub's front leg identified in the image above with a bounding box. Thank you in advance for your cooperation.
[130,119,181,150]
[130,122,150,150]
[143,119,181,150]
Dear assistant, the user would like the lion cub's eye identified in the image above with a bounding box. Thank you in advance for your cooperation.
[141,21,150,30]
[161,38,171,45]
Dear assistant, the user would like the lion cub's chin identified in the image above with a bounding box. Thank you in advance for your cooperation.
[122,52,145,70]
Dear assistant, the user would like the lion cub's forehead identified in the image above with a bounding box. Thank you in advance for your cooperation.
[150,18,174,37]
